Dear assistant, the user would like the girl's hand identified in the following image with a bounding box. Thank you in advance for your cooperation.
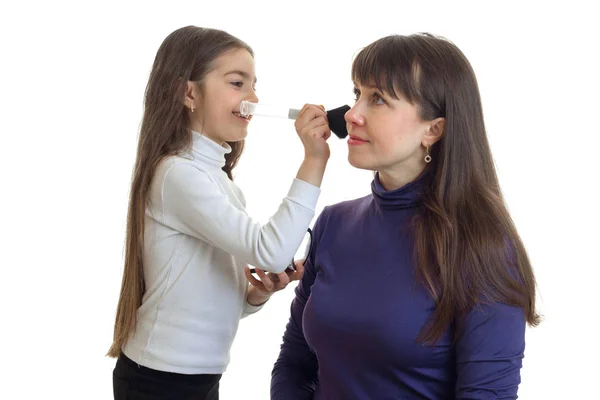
[244,260,305,305]
[295,104,331,161]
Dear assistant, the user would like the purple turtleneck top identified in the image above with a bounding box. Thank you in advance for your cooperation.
[271,173,526,399]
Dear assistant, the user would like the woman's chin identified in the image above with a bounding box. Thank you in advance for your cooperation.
[348,154,370,170]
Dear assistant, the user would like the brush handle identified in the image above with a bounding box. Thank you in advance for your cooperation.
[287,108,300,119]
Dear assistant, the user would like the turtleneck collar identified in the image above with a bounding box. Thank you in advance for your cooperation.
[189,130,232,169]
[371,171,428,210]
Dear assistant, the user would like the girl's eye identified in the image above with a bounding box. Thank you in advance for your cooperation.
[231,81,243,88]
[353,88,360,101]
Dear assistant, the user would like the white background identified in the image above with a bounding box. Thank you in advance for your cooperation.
[1,0,598,399]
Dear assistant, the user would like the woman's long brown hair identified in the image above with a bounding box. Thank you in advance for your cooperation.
[107,26,252,357]
[352,34,540,344]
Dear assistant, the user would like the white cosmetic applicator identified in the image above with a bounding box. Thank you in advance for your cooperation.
[239,100,301,119]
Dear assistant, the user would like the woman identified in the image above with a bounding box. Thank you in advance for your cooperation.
[271,33,539,399]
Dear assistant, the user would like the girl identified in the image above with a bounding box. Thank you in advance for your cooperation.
[108,26,331,399]
[271,33,540,399]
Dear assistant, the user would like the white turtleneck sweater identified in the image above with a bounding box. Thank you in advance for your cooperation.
[122,131,320,374]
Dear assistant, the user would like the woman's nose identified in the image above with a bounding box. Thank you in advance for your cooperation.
[345,104,365,126]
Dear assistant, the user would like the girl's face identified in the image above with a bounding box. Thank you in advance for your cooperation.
[344,81,442,182]
[187,48,258,144]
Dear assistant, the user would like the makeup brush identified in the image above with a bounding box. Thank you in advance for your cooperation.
[239,101,350,139]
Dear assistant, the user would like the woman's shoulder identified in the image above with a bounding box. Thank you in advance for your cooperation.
[322,194,372,217]
[314,194,372,231]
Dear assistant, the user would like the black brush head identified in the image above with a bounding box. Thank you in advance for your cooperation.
[326,105,350,139]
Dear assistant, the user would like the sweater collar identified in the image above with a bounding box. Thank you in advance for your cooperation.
[371,171,428,210]
[189,130,231,169]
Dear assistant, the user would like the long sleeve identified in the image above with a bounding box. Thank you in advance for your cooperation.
[270,210,328,399]
[241,287,268,318]
[158,161,320,274]
[455,302,526,399]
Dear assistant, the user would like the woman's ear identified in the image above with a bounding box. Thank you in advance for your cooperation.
[424,117,445,146]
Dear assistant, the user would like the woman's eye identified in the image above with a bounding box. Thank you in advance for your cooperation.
[231,81,243,88]
[353,89,360,101]
[373,94,385,105]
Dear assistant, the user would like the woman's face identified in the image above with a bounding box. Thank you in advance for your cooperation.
[344,81,439,180]
[345,82,445,186]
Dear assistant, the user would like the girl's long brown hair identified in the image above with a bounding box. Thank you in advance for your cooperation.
[352,34,540,344]
[107,26,252,357]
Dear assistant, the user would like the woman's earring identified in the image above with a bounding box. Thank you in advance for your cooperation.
[424,145,432,163]
[190,104,195,113]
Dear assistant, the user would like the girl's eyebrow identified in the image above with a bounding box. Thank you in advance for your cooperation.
[224,70,257,84]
